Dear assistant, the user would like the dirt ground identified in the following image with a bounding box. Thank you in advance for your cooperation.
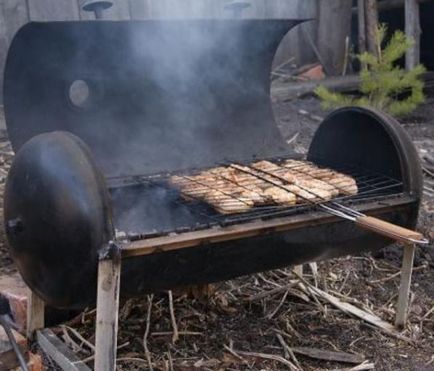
[0,94,433,370]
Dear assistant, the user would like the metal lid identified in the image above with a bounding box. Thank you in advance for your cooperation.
[4,20,303,177]
[4,131,114,308]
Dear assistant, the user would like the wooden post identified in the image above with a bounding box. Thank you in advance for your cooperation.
[395,244,415,329]
[293,265,304,278]
[26,289,44,339]
[357,0,367,62]
[317,0,353,75]
[94,244,121,371]
[405,0,421,70]
[365,0,379,58]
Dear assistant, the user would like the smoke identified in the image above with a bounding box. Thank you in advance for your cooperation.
[101,9,305,234]
[110,182,212,235]
[103,13,303,234]
[4,7,304,235]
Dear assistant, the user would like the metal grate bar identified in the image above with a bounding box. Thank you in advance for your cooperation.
[109,156,406,239]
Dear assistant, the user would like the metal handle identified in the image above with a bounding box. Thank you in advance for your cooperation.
[224,1,251,18]
[355,216,429,245]
[81,0,113,19]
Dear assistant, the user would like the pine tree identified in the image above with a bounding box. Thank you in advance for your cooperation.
[315,25,426,117]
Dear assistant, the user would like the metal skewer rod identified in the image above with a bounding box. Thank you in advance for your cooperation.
[229,164,429,245]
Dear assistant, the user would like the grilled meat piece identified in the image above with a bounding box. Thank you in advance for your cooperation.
[204,190,253,214]
[170,158,358,214]
[263,187,296,205]
[252,161,335,200]
[282,159,358,196]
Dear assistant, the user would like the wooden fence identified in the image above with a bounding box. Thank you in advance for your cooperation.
[0,0,320,103]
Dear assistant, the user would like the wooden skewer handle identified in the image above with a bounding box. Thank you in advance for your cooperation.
[355,216,425,244]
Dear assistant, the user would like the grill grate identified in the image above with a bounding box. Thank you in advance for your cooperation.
[109,156,404,240]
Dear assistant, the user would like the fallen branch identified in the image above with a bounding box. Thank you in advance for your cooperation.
[61,325,95,352]
[368,264,426,284]
[231,349,299,370]
[290,347,365,364]
[276,333,302,370]
[143,294,154,371]
[116,357,148,364]
[293,271,413,343]
[223,344,247,364]
[305,285,413,343]
[348,361,376,370]
[271,75,360,101]
[247,281,297,301]
[271,71,434,101]
[168,290,179,344]
[150,331,202,337]
[267,290,289,319]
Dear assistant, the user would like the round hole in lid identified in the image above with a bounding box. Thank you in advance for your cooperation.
[69,80,90,108]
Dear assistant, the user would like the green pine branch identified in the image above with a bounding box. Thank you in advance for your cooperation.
[315,24,426,117]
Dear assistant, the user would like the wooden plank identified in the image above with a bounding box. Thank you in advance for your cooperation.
[37,329,91,371]
[94,250,121,371]
[122,198,413,258]
[290,347,364,364]
[28,0,80,21]
[124,0,318,53]
[270,0,318,68]
[128,0,147,19]
[357,0,366,57]
[365,0,379,58]
[352,0,434,14]
[0,0,29,103]
[305,284,412,343]
[395,244,415,328]
[0,0,28,42]
[26,289,44,339]
[405,0,421,70]
[292,265,304,278]
[317,0,352,75]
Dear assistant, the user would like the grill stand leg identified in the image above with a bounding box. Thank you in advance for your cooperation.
[94,243,121,371]
[26,288,45,339]
[395,243,415,329]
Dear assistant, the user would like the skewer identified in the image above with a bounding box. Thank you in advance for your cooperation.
[229,164,428,245]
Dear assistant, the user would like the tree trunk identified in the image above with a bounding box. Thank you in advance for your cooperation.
[405,0,421,70]
[365,0,379,58]
[317,0,352,76]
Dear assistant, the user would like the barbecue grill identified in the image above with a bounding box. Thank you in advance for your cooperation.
[3,20,424,310]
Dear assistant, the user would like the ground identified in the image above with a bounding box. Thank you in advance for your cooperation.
[0,94,433,370]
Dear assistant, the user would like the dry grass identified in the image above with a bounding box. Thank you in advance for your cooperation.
[50,250,434,371]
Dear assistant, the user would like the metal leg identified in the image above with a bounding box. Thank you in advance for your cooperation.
[395,244,415,329]
[26,289,44,339]
[94,244,121,371]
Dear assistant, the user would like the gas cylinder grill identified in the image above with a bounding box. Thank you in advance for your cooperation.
[2,19,425,313]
